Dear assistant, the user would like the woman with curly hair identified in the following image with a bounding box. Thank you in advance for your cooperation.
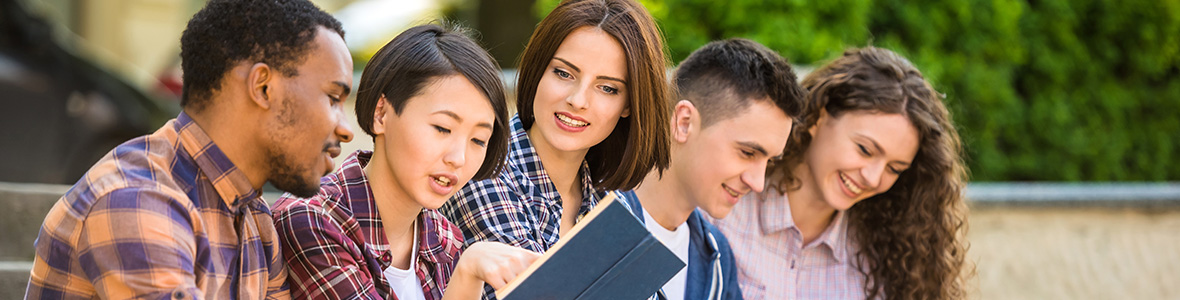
[710,46,970,299]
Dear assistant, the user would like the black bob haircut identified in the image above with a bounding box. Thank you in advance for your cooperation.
[180,0,344,110]
[354,23,510,181]
[673,38,807,127]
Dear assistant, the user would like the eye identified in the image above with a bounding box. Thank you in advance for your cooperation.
[888,166,906,175]
[434,125,451,134]
[600,85,619,95]
[857,144,870,156]
[471,138,487,148]
[740,149,755,158]
[329,96,342,104]
[552,68,572,79]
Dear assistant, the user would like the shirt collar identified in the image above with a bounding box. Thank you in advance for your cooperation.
[174,112,260,209]
[507,114,601,212]
[759,188,850,263]
[333,150,461,265]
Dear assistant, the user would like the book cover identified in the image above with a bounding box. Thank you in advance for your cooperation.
[495,192,686,300]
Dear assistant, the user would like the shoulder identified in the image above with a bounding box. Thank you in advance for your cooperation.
[692,211,737,259]
[448,166,528,212]
[423,209,465,258]
[77,130,187,201]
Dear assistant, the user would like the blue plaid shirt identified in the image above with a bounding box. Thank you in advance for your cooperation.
[439,114,605,253]
[26,112,289,299]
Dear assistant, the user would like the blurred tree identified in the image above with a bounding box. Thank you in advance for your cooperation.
[449,0,538,67]
[532,0,1180,181]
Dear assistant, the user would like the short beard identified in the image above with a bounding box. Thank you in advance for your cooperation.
[266,97,320,198]
[266,147,320,198]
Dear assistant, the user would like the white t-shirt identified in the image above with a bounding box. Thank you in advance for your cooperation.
[642,207,691,300]
[383,223,427,300]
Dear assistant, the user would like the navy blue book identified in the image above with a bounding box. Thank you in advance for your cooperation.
[495,192,685,300]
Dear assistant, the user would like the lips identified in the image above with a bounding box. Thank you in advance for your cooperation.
[722,184,744,205]
[429,173,459,196]
[554,112,590,133]
[839,172,863,197]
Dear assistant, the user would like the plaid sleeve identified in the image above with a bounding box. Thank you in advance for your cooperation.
[74,187,204,299]
[273,200,381,300]
[444,177,545,253]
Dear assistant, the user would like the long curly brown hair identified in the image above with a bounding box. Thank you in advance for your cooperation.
[768,47,971,299]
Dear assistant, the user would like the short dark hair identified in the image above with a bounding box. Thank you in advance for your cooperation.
[516,0,672,191]
[354,23,510,181]
[673,38,806,127]
[179,0,344,110]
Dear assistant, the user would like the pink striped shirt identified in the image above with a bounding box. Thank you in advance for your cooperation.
[709,187,870,299]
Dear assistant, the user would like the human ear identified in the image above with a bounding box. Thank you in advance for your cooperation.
[810,108,830,137]
[371,95,388,136]
[247,63,273,110]
[672,100,697,143]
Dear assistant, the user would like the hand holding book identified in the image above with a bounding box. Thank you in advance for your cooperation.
[495,192,686,300]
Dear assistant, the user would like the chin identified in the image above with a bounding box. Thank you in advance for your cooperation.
[418,194,449,210]
[704,206,734,220]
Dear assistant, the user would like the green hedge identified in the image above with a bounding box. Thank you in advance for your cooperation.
[537,0,1180,181]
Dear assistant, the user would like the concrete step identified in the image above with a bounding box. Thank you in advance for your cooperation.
[1,261,32,299]
[0,181,69,261]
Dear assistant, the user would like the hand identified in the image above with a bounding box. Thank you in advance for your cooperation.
[455,241,541,289]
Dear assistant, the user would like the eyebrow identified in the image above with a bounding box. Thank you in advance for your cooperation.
[433,110,493,129]
[553,57,627,85]
[737,141,770,157]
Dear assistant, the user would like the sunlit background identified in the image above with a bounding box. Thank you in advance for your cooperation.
[1,0,1177,298]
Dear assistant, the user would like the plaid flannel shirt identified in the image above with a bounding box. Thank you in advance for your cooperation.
[708,187,870,300]
[439,114,604,252]
[438,115,603,299]
[25,112,289,299]
[272,150,464,300]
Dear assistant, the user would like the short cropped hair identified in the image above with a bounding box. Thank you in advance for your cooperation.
[354,24,510,181]
[673,38,806,127]
[516,0,672,190]
[180,0,344,111]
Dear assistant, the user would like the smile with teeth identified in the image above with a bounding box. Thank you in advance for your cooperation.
[433,176,452,187]
[556,113,589,127]
[723,185,741,197]
[839,172,863,195]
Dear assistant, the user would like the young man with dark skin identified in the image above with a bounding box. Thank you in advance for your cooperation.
[25,0,354,298]
[618,38,806,300]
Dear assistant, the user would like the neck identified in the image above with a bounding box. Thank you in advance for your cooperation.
[364,144,422,268]
[527,127,588,201]
[634,168,696,231]
[783,163,837,244]
[186,105,268,190]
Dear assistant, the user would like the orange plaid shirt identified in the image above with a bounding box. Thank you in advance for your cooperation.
[25,112,290,299]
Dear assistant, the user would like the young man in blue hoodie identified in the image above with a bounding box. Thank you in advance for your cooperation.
[620,38,806,300]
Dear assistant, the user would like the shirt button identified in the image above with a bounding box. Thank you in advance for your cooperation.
[790,260,796,269]
[382,253,391,262]
[172,290,187,299]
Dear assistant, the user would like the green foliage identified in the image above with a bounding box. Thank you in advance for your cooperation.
[533,0,1180,181]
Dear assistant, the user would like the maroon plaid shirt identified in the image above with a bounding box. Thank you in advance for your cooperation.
[272,150,464,300]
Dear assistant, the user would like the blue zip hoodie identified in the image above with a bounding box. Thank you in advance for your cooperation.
[617,190,744,300]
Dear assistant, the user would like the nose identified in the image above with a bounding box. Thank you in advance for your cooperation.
[443,139,466,169]
[861,161,885,191]
[742,160,769,194]
[565,83,590,111]
[335,108,354,143]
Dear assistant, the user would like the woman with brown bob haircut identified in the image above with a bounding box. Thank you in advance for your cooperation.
[711,47,971,299]
[440,0,671,275]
